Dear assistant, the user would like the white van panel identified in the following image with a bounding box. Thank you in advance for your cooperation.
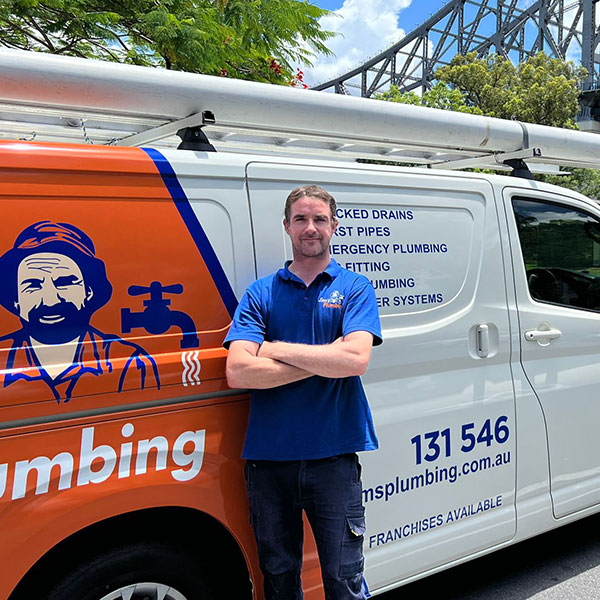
[162,157,256,297]
[504,187,600,520]
[246,163,516,590]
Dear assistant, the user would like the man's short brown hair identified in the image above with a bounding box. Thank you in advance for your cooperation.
[284,185,337,223]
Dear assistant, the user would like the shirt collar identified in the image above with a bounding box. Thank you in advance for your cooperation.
[323,259,342,278]
[278,259,341,283]
[4,329,104,386]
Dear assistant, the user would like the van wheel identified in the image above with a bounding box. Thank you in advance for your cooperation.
[99,583,188,600]
[43,542,214,600]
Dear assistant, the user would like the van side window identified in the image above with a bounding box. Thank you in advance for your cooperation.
[512,197,600,311]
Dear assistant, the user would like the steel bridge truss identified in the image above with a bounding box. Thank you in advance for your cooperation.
[313,0,600,97]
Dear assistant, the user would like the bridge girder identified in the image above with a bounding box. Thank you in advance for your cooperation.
[313,0,600,97]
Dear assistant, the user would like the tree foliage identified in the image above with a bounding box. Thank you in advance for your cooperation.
[542,167,600,200]
[377,82,482,115]
[380,52,586,128]
[435,51,586,128]
[0,0,334,83]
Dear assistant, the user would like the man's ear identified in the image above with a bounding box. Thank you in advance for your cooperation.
[13,301,19,314]
[283,218,290,235]
[331,218,338,233]
[86,287,94,302]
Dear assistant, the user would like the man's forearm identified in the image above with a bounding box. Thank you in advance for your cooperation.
[259,339,369,378]
[226,354,313,389]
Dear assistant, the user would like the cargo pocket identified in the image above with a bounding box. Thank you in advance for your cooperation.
[340,510,366,579]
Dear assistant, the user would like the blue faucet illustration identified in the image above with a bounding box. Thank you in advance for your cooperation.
[121,282,200,349]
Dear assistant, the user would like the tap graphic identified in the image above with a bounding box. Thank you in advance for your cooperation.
[121,282,200,349]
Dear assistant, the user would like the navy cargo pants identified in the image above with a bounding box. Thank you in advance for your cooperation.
[245,453,367,600]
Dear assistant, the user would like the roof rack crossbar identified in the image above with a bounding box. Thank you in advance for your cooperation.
[431,148,543,170]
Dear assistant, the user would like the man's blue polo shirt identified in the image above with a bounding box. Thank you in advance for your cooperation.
[224,259,382,461]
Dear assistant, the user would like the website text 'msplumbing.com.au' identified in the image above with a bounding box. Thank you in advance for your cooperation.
[363,450,511,505]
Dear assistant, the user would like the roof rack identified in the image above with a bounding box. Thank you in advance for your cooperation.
[0,49,598,174]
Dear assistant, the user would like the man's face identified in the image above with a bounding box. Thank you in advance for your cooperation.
[16,252,93,344]
[284,196,337,260]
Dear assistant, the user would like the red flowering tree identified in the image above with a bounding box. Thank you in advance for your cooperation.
[0,0,335,84]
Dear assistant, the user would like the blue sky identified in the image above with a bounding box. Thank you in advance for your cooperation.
[298,0,447,87]
[312,0,443,32]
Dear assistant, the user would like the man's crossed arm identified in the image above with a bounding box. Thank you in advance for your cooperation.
[226,331,374,390]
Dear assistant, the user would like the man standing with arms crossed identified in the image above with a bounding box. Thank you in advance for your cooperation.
[225,185,382,600]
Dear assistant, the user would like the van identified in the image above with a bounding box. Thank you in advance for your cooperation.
[2,49,600,600]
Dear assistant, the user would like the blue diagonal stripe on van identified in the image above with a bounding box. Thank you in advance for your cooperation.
[142,147,238,317]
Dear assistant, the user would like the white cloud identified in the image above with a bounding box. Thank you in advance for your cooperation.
[297,0,413,87]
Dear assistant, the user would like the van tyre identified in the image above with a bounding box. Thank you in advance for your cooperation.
[43,542,215,600]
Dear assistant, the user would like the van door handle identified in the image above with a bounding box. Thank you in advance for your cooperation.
[524,324,562,344]
[476,324,489,357]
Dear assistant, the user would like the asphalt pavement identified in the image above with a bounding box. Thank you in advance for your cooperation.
[379,512,600,599]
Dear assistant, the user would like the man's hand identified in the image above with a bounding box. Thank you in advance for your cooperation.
[257,331,374,379]
[257,340,276,359]
[226,340,313,389]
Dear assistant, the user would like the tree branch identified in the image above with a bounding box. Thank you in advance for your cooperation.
[85,38,122,60]
[91,23,131,51]
[6,20,54,51]
[27,15,58,51]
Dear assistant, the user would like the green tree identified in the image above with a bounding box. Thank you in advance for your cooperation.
[543,167,600,201]
[376,81,482,114]
[0,0,334,83]
[435,51,586,128]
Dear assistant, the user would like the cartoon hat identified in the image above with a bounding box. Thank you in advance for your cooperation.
[0,221,113,315]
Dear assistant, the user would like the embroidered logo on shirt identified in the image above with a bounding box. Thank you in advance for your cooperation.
[318,290,345,309]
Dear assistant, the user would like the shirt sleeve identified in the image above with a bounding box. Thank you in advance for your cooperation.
[223,281,267,349]
[342,277,383,346]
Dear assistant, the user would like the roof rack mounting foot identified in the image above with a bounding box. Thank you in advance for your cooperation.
[504,158,533,179]
[177,110,217,152]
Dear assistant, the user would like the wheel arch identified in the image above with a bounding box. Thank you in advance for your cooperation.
[8,506,254,600]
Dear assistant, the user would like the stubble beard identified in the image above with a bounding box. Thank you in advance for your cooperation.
[296,238,328,259]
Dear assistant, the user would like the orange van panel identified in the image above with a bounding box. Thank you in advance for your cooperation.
[0,141,232,417]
